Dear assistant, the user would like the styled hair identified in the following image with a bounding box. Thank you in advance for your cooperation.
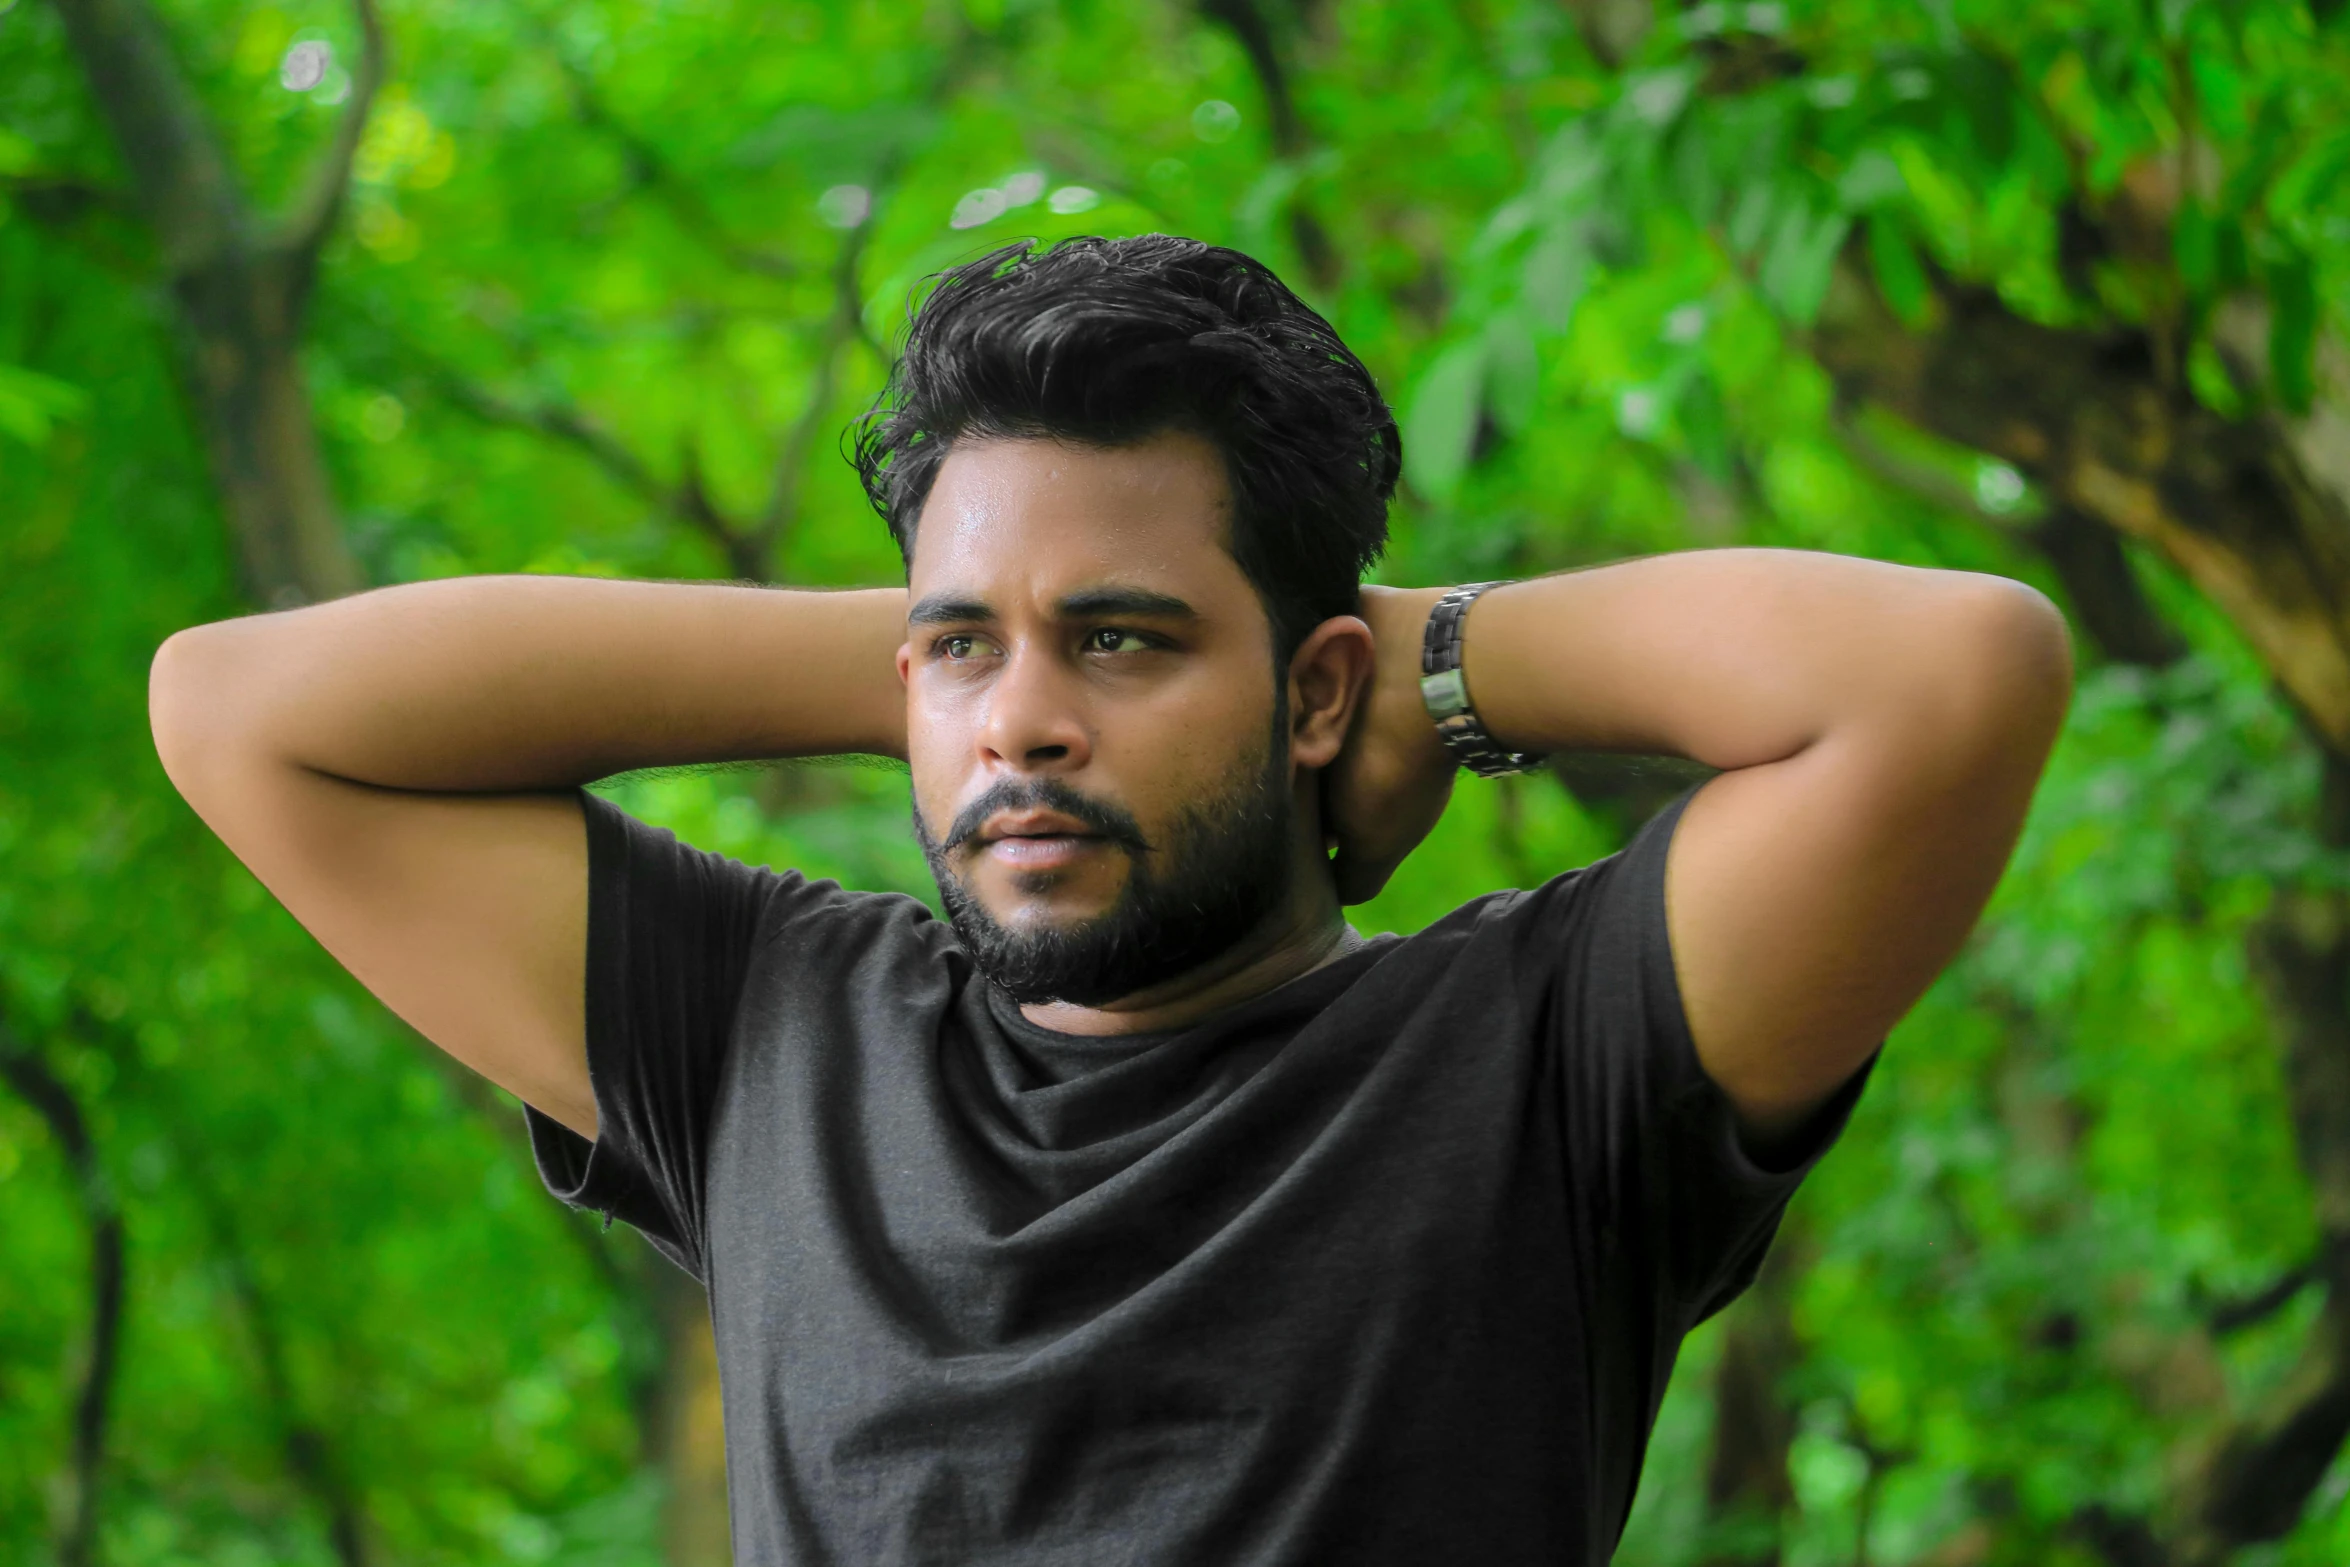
[849,235,1400,655]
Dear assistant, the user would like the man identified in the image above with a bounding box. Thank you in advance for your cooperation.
[149,235,2071,1564]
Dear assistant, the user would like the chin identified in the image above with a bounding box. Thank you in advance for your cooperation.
[970,862,1128,919]
[983,886,1123,935]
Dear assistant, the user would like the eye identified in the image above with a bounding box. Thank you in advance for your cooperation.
[935,633,995,661]
[1085,627,1154,654]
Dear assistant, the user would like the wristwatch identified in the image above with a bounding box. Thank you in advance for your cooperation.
[1420,582,1545,778]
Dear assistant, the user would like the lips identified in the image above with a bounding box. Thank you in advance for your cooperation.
[933,780,1151,861]
[974,809,1107,870]
[977,808,1101,845]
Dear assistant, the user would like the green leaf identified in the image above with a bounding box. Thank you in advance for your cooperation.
[0,365,88,447]
[2174,199,2216,294]
[1521,224,1590,332]
[1727,181,1778,258]
[1482,313,1541,438]
[2266,248,2318,415]
[1677,372,1732,479]
[2214,218,2248,292]
[2269,124,2350,220]
[1867,216,1930,328]
[1947,49,2016,168]
[1621,67,1696,130]
[2221,95,2295,213]
[0,128,36,178]
[1835,149,1906,211]
[2176,200,2249,300]
[1760,202,1850,326]
[1403,340,1488,502]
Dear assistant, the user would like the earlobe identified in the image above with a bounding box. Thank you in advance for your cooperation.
[1287,615,1376,769]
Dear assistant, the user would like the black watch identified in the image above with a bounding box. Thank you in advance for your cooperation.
[1419,582,1545,778]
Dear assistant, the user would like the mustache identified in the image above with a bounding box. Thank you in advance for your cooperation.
[940,777,1153,857]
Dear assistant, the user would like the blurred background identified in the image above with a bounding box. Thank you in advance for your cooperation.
[5,0,2350,1562]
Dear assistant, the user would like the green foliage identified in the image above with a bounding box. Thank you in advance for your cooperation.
[5,0,2350,1561]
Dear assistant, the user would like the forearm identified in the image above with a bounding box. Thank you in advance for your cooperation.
[1452,549,2070,767]
[151,576,910,794]
[1350,550,2070,1135]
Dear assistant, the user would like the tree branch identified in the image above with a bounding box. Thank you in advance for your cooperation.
[1827,404,2023,526]
[1810,245,2350,762]
[183,1155,371,1567]
[1801,149,2350,1559]
[549,49,798,280]
[1562,0,1655,69]
[274,0,387,297]
[0,1009,124,1567]
[2162,864,2350,1558]
[746,207,883,574]
[2026,507,2191,669]
[1196,0,1340,288]
[425,359,774,573]
[46,0,248,268]
[0,171,130,227]
[2203,1259,2322,1337]
[430,366,671,505]
[673,436,765,580]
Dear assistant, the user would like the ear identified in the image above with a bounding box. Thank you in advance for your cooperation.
[1285,614,1376,771]
[895,642,913,687]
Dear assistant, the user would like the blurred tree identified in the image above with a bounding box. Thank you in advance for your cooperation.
[1415,3,2350,1557]
[45,0,374,604]
[5,1,2350,1564]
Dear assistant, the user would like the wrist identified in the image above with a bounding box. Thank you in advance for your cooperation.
[1420,581,1546,777]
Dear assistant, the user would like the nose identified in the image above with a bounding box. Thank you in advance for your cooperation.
[977,642,1093,773]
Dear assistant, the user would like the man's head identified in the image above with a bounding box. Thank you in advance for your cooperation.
[853,237,1399,1007]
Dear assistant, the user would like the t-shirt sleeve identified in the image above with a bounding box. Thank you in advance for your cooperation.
[523,790,787,1280]
[1512,786,1874,1327]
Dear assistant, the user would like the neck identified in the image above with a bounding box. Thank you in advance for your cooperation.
[1018,817,1359,1037]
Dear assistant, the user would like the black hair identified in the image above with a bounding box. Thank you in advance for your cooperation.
[849,235,1400,656]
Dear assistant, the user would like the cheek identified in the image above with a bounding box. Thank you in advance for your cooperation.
[904,704,965,833]
[1101,697,1268,809]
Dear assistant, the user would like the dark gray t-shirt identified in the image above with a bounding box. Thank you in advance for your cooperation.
[527,789,1865,1565]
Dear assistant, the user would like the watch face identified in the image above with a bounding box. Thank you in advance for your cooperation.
[1419,667,1471,720]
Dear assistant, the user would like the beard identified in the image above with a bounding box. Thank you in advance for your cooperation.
[913,714,1296,1008]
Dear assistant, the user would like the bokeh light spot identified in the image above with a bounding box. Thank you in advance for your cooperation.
[950,188,1009,230]
[280,39,331,93]
[1191,100,1241,143]
[818,184,871,229]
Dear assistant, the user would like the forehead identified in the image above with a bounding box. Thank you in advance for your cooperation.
[907,432,1248,607]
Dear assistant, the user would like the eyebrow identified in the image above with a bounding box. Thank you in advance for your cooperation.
[906,596,992,628]
[1056,587,1200,621]
[905,586,1202,627]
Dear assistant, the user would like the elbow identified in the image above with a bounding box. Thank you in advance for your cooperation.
[1966,578,2074,729]
[149,622,260,799]
[1924,579,2075,769]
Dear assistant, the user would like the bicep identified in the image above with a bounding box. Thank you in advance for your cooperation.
[1663,597,2069,1141]
[177,756,595,1138]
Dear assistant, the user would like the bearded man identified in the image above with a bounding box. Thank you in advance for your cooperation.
[149,235,2070,1565]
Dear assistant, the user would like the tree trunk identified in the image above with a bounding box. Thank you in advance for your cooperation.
[0,1015,126,1567]
[1810,245,2350,1560]
[1700,1237,1801,1567]
[172,253,364,605]
[49,0,372,607]
[1811,258,2350,762]
[656,1263,731,1567]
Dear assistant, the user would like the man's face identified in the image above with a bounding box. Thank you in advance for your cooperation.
[898,431,1298,1005]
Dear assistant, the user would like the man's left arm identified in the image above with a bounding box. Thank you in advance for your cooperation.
[1336,550,2073,1146]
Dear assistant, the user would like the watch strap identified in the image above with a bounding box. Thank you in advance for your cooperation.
[1419,582,1544,778]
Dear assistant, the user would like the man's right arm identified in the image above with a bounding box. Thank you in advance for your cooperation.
[148,577,910,1139]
